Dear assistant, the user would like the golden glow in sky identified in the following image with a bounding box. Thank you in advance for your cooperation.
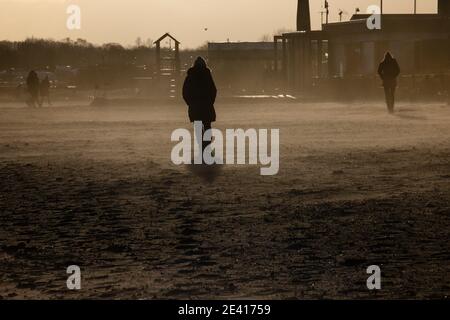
[0,0,438,48]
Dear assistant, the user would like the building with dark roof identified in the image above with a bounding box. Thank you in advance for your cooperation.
[276,0,450,98]
[208,42,280,94]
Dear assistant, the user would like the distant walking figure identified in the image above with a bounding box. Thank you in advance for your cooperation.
[40,75,51,106]
[26,70,40,107]
[182,57,217,151]
[378,52,400,113]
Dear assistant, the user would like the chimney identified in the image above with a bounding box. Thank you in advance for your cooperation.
[438,0,450,16]
[297,0,311,31]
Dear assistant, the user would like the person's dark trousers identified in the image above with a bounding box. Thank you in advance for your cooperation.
[384,86,396,113]
[30,92,39,108]
[40,94,51,106]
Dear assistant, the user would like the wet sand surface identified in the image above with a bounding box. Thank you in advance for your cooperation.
[0,101,449,299]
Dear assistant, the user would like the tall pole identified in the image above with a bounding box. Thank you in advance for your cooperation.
[381,0,383,14]
[297,0,311,31]
[414,0,417,14]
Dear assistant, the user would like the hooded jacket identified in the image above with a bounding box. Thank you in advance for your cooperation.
[378,52,401,87]
[182,57,217,123]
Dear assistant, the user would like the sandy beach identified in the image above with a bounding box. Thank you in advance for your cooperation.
[0,101,449,299]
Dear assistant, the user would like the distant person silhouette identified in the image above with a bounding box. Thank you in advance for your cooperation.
[182,57,217,152]
[40,75,51,106]
[378,52,400,113]
[26,70,40,108]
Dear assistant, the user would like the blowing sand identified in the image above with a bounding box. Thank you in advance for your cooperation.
[0,101,449,299]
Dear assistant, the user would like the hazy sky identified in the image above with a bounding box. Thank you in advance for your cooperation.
[0,0,437,48]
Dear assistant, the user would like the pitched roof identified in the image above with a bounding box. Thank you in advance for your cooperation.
[154,33,180,44]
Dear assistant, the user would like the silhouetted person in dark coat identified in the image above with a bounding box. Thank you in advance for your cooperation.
[182,57,217,150]
[40,75,51,106]
[26,70,40,107]
[378,52,400,113]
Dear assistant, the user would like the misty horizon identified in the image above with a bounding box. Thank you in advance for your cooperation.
[0,0,438,48]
